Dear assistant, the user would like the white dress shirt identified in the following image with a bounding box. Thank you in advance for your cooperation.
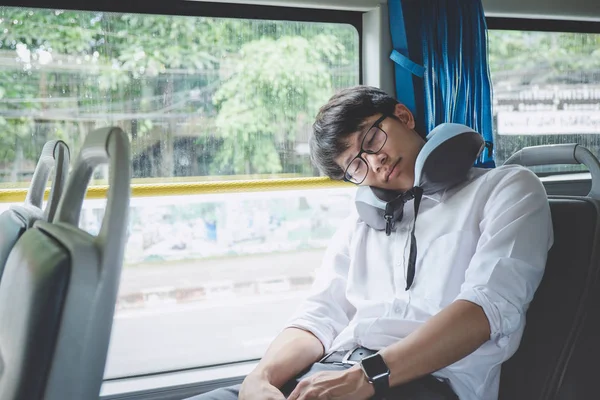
[286,165,553,400]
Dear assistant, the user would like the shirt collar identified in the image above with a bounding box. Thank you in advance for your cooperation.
[423,190,444,203]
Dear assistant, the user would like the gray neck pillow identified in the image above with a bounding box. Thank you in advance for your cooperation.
[354,123,485,290]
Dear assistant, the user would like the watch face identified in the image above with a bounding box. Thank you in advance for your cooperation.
[361,354,390,379]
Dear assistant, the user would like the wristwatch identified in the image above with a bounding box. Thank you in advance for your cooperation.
[360,353,390,399]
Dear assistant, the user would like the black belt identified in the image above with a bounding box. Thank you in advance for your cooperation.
[320,347,377,365]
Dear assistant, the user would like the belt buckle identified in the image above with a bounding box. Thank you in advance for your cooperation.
[319,350,336,363]
[341,346,360,365]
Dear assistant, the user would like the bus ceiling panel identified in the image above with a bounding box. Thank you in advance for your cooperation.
[0,0,368,23]
[3,0,598,21]
[185,0,384,11]
[192,0,600,20]
[483,0,600,22]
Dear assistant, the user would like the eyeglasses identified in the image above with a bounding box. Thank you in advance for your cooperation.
[343,114,388,185]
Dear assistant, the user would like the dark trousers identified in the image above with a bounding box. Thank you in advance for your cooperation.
[186,362,458,399]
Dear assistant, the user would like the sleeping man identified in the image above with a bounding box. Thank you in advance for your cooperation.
[190,85,553,400]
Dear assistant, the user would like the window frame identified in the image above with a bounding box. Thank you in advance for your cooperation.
[100,361,256,400]
[0,0,364,195]
[486,17,600,34]
[0,0,363,84]
[486,17,600,183]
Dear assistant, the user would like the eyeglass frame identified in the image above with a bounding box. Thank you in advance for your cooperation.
[342,114,389,185]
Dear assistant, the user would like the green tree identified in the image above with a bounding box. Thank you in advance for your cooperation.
[211,34,346,175]
[488,30,600,85]
[0,7,359,181]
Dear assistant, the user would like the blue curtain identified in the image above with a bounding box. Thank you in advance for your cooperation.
[389,0,496,167]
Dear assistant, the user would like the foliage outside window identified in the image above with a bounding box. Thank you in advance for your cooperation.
[0,8,359,184]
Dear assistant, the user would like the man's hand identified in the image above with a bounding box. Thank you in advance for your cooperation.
[287,366,374,400]
[239,373,286,400]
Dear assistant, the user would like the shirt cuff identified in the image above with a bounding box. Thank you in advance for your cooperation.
[455,286,522,344]
[284,318,336,353]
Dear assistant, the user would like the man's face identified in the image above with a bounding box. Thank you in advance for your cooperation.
[336,103,425,191]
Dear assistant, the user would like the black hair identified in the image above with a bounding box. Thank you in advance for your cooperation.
[309,85,399,179]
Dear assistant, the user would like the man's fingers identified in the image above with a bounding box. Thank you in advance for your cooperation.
[287,384,301,400]
[300,389,323,400]
[288,378,311,400]
[288,382,327,400]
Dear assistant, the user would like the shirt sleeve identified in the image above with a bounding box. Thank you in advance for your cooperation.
[284,216,357,352]
[455,166,554,343]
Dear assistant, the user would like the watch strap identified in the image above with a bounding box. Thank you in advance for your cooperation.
[371,373,389,399]
[361,353,390,399]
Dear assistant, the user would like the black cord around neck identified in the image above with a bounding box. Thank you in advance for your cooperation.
[406,187,424,290]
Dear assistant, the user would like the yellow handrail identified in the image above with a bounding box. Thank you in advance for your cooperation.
[0,177,350,203]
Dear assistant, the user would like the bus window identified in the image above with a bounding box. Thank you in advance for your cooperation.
[0,7,360,378]
[489,29,600,173]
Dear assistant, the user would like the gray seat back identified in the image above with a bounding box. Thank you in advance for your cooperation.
[500,144,600,400]
[0,127,130,400]
[0,140,69,280]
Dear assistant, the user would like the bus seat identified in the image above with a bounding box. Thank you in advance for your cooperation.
[0,140,69,281]
[499,144,600,400]
[0,127,130,400]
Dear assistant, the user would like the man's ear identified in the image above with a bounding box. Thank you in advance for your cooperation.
[393,103,415,129]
